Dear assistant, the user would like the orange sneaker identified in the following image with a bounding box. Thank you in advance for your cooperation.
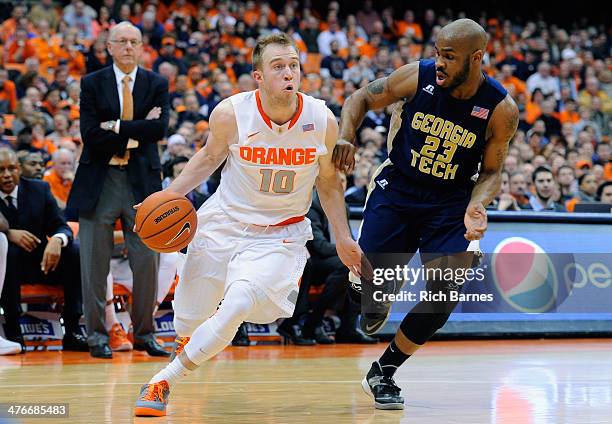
[109,323,133,352]
[134,380,170,417]
[170,336,190,361]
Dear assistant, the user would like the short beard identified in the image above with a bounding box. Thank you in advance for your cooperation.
[447,56,471,90]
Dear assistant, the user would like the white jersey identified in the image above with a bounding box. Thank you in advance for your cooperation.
[216,90,328,225]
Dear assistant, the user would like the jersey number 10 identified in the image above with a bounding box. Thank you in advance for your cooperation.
[259,169,296,194]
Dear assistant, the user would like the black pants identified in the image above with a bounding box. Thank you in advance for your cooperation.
[302,256,359,334]
[1,241,83,339]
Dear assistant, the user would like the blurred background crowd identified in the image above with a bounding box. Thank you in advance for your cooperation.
[0,0,610,213]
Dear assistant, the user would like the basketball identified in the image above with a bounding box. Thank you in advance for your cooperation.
[134,190,197,253]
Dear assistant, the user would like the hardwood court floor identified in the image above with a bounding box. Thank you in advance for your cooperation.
[0,339,611,423]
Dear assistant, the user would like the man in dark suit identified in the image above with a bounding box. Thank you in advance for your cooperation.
[67,22,170,358]
[0,147,87,352]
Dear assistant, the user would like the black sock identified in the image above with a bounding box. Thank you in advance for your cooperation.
[378,340,410,377]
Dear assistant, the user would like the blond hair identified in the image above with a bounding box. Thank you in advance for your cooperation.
[252,32,298,71]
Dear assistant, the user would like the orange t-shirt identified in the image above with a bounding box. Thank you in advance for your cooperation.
[6,40,36,63]
[394,21,423,40]
[43,169,72,205]
[525,101,542,125]
[556,110,580,124]
[32,138,58,155]
[0,79,17,112]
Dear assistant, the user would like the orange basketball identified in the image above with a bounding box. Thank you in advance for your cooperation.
[135,191,197,253]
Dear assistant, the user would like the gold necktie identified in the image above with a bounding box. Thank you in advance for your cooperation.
[121,75,133,120]
[110,75,137,165]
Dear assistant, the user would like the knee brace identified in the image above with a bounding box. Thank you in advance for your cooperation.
[399,311,451,345]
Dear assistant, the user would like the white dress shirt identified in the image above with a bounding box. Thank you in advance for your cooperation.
[111,64,139,148]
[1,186,68,247]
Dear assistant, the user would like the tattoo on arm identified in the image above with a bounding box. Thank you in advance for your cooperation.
[495,147,506,168]
[507,112,519,135]
[367,79,385,95]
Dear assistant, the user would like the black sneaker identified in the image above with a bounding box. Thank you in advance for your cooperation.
[359,277,403,335]
[361,362,404,410]
[309,326,335,344]
[277,323,316,346]
[232,323,251,346]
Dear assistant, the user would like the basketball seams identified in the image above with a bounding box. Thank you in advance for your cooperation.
[134,192,186,233]
[141,208,196,241]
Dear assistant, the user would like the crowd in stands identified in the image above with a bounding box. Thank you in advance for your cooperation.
[0,0,610,352]
[0,0,610,212]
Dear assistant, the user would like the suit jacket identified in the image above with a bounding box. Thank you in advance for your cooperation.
[68,66,170,213]
[0,178,73,249]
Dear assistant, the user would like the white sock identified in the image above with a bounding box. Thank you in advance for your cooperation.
[149,357,192,387]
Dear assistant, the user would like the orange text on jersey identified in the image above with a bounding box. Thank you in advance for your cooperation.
[239,147,317,166]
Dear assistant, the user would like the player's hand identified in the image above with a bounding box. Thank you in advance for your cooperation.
[336,236,363,277]
[332,139,356,173]
[7,229,41,252]
[146,107,162,120]
[464,202,488,241]
[41,237,62,274]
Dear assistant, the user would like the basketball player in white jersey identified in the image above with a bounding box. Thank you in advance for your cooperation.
[134,33,363,417]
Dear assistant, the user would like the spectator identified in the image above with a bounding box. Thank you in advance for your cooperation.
[1,210,23,355]
[492,171,520,211]
[5,28,36,64]
[153,36,187,75]
[137,11,164,50]
[300,16,321,53]
[526,166,566,212]
[86,37,113,74]
[566,172,599,211]
[344,56,376,86]
[0,116,13,148]
[0,147,87,352]
[504,154,519,174]
[18,151,45,179]
[557,165,577,203]
[161,134,191,165]
[596,181,612,204]
[345,165,371,206]
[539,98,562,137]
[63,1,94,41]
[526,62,560,100]
[0,67,17,113]
[317,16,348,57]
[320,41,347,80]
[29,0,61,30]
[579,77,612,114]
[356,0,380,35]
[43,148,75,210]
[91,6,113,39]
[509,171,531,208]
[177,92,207,125]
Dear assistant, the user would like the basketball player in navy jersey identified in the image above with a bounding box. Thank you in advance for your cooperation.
[333,19,519,409]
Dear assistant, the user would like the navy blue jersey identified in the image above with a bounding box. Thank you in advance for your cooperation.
[387,59,507,191]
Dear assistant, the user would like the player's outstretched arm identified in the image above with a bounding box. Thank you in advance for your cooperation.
[333,62,420,172]
[166,100,234,196]
[465,95,519,241]
[316,109,363,277]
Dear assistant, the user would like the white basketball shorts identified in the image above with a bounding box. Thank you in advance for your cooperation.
[173,193,312,324]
